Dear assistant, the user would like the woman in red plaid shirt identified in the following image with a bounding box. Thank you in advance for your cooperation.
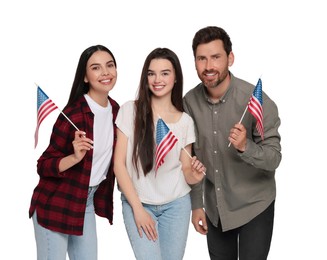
[29,45,120,260]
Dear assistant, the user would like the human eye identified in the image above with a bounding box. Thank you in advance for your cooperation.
[91,65,100,70]
[107,61,115,68]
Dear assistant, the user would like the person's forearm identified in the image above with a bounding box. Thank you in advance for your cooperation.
[58,154,81,172]
[115,165,143,211]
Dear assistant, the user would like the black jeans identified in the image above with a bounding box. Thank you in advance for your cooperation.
[207,201,275,260]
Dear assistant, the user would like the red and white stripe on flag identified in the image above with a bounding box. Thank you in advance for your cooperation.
[248,95,264,140]
[155,118,178,173]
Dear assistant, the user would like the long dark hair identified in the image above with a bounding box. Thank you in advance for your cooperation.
[192,26,232,58]
[64,45,117,109]
[132,47,184,176]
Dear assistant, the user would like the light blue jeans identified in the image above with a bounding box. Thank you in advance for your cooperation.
[32,186,98,260]
[121,193,191,260]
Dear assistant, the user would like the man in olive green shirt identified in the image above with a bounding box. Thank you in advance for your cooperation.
[183,26,282,260]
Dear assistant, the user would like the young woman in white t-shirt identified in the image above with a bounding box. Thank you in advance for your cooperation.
[114,47,206,260]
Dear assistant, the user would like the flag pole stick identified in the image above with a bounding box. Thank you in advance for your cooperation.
[228,103,249,148]
[182,147,206,175]
[182,147,192,158]
[59,109,80,131]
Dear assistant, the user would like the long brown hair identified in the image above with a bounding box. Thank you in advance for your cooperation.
[132,48,184,177]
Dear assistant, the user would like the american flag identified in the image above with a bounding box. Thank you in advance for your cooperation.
[34,86,58,148]
[155,118,178,173]
[247,78,264,140]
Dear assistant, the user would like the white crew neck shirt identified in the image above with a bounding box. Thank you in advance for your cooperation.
[115,100,196,205]
[84,94,113,186]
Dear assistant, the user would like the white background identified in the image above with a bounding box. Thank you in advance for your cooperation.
[1,0,326,259]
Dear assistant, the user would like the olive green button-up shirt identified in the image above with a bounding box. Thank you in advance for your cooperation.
[183,73,281,231]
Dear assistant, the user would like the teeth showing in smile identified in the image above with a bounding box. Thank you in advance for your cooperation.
[153,85,164,89]
[101,79,111,83]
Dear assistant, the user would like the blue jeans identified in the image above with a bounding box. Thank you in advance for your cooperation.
[121,193,191,260]
[32,186,98,260]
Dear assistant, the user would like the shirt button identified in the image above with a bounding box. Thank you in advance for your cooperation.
[213,131,217,134]
[215,169,218,173]
[214,151,217,154]
[217,188,220,191]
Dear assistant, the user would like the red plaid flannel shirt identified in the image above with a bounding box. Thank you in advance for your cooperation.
[29,95,119,235]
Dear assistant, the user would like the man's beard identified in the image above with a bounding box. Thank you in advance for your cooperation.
[205,78,223,89]
[203,69,228,89]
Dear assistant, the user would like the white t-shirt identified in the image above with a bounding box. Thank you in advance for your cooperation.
[84,94,113,186]
[115,100,195,205]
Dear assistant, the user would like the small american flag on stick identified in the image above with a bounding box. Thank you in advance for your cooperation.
[34,86,58,148]
[155,118,178,173]
[34,85,80,148]
[228,78,264,147]
[248,78,264,140]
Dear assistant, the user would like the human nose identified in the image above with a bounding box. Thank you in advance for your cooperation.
[154,74,162,83]
[205,59,214,70]
[101,69,109,76]
[101,66,112,76]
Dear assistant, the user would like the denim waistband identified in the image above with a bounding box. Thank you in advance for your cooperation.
[88,185,99,192]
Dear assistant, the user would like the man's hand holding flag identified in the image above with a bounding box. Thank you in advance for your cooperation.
[228,78,264,147]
